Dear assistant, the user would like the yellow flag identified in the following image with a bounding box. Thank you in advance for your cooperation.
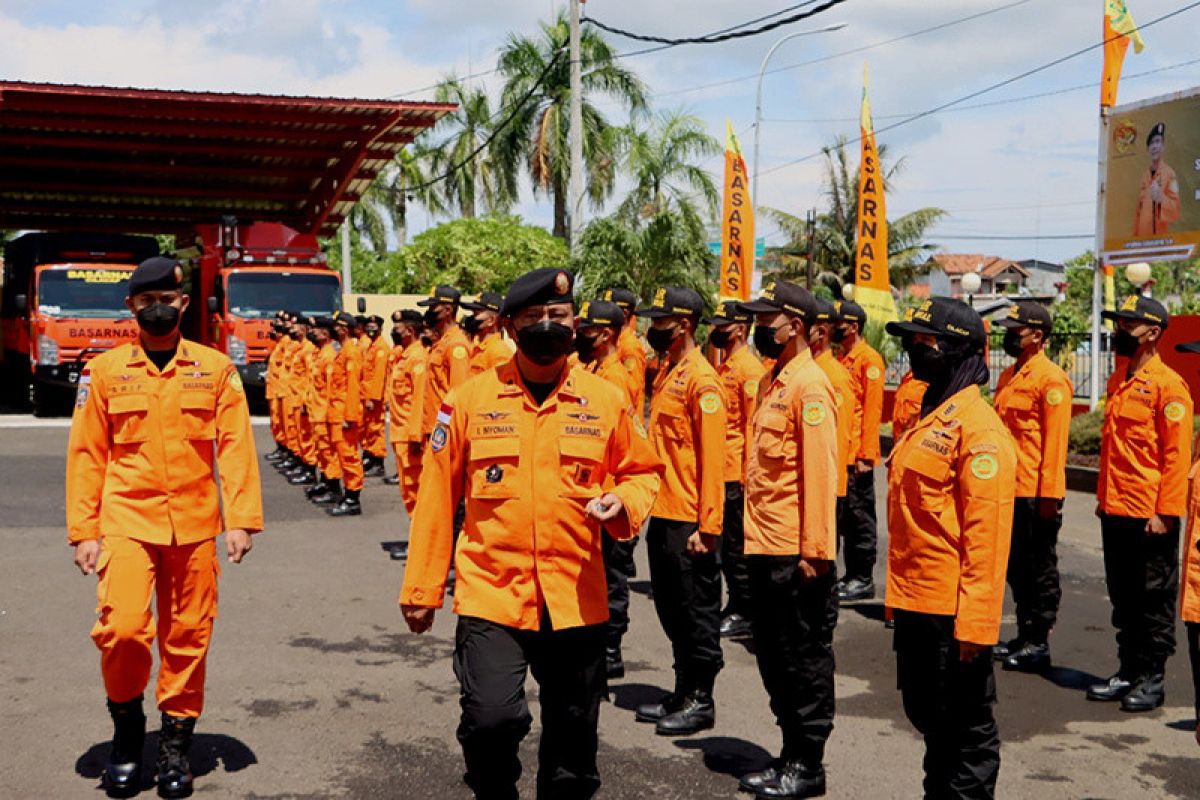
[1102,0,1145,108]
[854,66,897,325]
[720,121,753,301]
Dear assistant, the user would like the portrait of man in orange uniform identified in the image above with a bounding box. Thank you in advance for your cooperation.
[1132,122,1181,238]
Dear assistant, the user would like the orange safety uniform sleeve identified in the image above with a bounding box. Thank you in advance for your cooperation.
[344,341,363,423]
[648,349,727,535]
[1181,458,1200,623]
[890,372,927,444]
[399,364,662,630]
[618,325,647,411]
[592,352,638,409]
[718,347,767,484]
[886,385,1016,645]
[469,333,514,376]
[1098,354,1194,518]
[844,340,885,464]
[993,352,1073,500]
[816,351,857,497]
[363,338,390,402]
[744,350,839,559]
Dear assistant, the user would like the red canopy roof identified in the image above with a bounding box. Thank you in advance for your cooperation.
[0,81,454,237]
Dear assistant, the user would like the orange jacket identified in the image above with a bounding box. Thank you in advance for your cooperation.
[399,362,663,630]
[815,349,857,497]
[469,332,514,376]
[718,345,767,484]
[993,351,1073,499]
[744,349,839,558]
[648,347,727,535]
[423,324,472,434]
[285,338,315,408]
[840,338,886,464]
[617,324,647,411]
[1099,353,1193,518]
[265,339,285,400]
[308,342,336,423]
[361,335,391,403]
[66,340,264,546]
[886,385,1017,645]
[1181,457,1200,623]
[588,349,639,409]
[890,371,926,444]
[274,338,297,401]
[327,338,363,424]
[388,340,429,444]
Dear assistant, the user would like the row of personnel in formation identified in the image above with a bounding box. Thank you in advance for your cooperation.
[62,255,1200,800]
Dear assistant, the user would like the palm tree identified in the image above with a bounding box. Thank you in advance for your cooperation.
[762,135,946,294]
[616,109,721,230]
[430,78,511,219]
[496,10,648,240]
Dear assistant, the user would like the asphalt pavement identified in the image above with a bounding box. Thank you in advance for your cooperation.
[2,416,1198,799]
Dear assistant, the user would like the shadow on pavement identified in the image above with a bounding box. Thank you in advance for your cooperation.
[1038,664,1105,692]
[845,601,887,622]
[673,735,773,779]
[75,732,258,792]
[609,682,669,713]
[629,579,652,598]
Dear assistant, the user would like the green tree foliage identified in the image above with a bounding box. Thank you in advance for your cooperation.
[430,78,512,219]
[616,109,721,230]
[496,9,648,240]
[573,210,716,310]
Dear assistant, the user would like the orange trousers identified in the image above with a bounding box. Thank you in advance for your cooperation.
[297,410,318,467]
[282,398,300,452]
[314,421,340,479]
[393,440,424,514]
[91,536,219,718]
[362,404,387,458]
[268,398,283,444]
[334,422,364,491]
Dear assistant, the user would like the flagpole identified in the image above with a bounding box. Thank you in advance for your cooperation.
[1090,106,1111,411]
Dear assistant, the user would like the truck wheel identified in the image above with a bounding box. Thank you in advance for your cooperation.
[30,381,59,418]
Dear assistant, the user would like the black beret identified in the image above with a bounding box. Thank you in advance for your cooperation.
[1148,122,1165,145]
[500,268,574,317]
[368,315,384,325]
[127,256,183,297]
[312,316,335,331]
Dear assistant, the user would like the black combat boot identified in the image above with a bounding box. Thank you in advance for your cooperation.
[327,489,362,517]
[1003,641,1051,672]
[102,696,145,797]
[635,675,690,723]
[382,473,400,486]
[305,474,330,499]
[753,760,826,798]
[1087,672,1136,702]
[265,445,287,462]
[288,465,316,485]
[1121,674,1165,712]
[156,714,195,799]
[310,479,342,505]
[720,612,753,638]
[655,690,716,736]
[606,646,625,680]
[363,455,385,478]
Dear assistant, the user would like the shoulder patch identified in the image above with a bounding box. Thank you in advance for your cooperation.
[802,401,827,426]
[431,424,449,452]
[452,345,468,360]
[699,392,722,415]
[744,378,759,396]
[413,363,426,375]
[229,372,244,393]
[1165,401,1187,422]
[1045,387,1065,407]
[970,453,999,480]
[866,365,882,382]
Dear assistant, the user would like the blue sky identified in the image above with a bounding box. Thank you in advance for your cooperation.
[2,0,1199,264]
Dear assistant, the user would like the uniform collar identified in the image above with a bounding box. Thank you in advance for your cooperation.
[495,359,580,403]
[126,338,197,370]
[933,384,982,422]
[772,347,815,385]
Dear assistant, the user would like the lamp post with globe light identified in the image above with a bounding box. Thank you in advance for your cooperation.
[961,271,982,309]
[1125,262,1154,297]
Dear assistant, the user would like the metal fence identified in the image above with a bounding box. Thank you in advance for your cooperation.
[885,332,1115,400]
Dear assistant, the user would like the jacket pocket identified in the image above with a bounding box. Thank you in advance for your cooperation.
[560,435,607,498]
[180,392,217,441]
[468,436,521,499]
[108,394,151,444]
[756,413,796,460]
[901,447,952,512]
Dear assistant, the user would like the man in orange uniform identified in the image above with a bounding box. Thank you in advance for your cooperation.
[420,285,471,436]
[735,282,840,799]
[1133,122,1181,237]
[264,313,289,460]
[812,299,857,509]
[834,301,886,603]
[326,311,366,517]
[635,287,728,736]
[463,291,514,375]
[305,317,342,505]
[67,257,263,799]
[1173,338,1200,745]
[283,316,321,487]
[885,297,1016,799]
[1088,295,1193,711]
[400,268,661,800]
[991,302,1073,672]
[359,315,391,477]
[891,370,927,443]
[605,287,647,413]
[273,312,304,473]
[575,299,641,678]
[701,300,766,640]
[386,310,429,516]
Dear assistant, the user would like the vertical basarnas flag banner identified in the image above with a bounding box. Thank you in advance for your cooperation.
[854,66,897,325]
[720,121,753,301]
[1101,0,1145,108]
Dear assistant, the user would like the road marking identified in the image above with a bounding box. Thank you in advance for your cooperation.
[0,416,271,429]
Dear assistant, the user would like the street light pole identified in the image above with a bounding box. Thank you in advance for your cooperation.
[751,23,847,219]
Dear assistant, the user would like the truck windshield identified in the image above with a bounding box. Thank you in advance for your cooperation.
[37,268,134,319]
[227,272,341,319]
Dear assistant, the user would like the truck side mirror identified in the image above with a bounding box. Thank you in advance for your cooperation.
[207,296,218,314]
[15,294,27,313]
[356,297,366,313]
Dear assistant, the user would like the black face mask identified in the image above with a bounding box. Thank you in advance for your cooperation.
[305,331,317,344]
[1113,329,1142,358]
[1001,330,1025,358]
[137,303,180,337]
[420,334,433,348]
[753,324,787,360]
[423,308,442,327]
[391,330,404,346]
[288,330,301,341]
[709,330,732,350]
[906,342,947,383]
[574,333,600,363]
[461,315,482,335]
[366,328,380,340]
[646,325,678,353]
[516,321,574,366]
[831,327,847,344]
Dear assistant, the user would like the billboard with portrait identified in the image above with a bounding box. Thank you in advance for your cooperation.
[1103,87,1200,264]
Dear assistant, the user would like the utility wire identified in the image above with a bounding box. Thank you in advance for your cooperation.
[584,0,850,45]
[934,233,1093,241]
[758,0,1200,180]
